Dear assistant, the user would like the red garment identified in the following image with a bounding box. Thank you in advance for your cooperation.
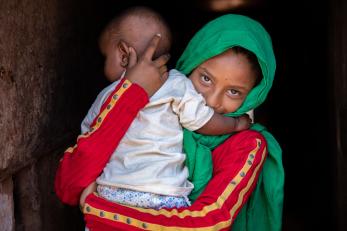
[54,79,267,230]
[83,130,267,231]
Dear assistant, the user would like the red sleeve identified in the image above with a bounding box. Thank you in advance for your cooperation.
[54,79,149,206]
[83,130,268,231]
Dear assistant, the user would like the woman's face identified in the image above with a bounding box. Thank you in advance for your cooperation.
[189,49,257,114]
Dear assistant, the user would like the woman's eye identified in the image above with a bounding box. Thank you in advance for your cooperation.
[227,89,240,96]
[201,75,211,83]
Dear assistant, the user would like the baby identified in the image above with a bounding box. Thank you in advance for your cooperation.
[80,6,251,209]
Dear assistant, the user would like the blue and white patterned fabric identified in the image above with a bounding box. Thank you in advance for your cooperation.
[97,185,190,210]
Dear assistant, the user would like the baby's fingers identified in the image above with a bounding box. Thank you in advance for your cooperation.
[159,65,168,76]
[161,71,169,81]
[235,115,252,131]
[143,34,162,60]
[153,53,170,68]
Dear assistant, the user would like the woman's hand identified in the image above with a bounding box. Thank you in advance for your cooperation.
[125,34,170,97]
[79,181,97,209]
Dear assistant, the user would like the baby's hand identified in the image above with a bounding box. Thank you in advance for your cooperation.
[234,114,252,131]
[79,181,97,210]
[125,34,170,97]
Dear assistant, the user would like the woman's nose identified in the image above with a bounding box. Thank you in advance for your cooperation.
[205,93,221,110]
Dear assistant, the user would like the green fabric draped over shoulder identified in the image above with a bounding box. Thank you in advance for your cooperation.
[176,14,284,231]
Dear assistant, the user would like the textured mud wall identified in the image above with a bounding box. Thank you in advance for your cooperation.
[0,0,89,181]
[0,0,99,230]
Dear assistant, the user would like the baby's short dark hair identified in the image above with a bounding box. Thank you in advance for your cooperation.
[100,6,172,59]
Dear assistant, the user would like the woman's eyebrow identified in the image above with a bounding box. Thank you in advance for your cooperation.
[200,67,248,91]
[229,85,248,91]
[200,67,249,92]
[200,67,215,79]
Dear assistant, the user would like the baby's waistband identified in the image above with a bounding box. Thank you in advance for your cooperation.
[97,185,190,210]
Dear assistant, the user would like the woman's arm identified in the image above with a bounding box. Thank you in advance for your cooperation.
[54,79,149,206]
[83,130,267,230]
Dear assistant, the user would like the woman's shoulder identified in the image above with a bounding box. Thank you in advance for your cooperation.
[237,129,266,139]
[212,129,267,173]
[222,129,267,151]
[236,129,266,144]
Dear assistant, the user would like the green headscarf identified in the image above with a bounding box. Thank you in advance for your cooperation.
[176,14,284,231]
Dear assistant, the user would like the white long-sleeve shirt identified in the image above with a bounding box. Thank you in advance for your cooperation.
[81,69,214,197]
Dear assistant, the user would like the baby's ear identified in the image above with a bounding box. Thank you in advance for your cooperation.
[118,40,130,67]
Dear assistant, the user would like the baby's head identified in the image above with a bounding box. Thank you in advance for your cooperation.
[189,47,261,114]
[99,6,172,82]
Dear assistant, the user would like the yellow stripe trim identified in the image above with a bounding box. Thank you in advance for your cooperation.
[65,144,77,154]
[64,80,132,154]
[229,147,267,218]
[84,202,231,231]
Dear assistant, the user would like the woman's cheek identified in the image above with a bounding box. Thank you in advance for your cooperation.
[192,79,207,95]
[223,99,242,113]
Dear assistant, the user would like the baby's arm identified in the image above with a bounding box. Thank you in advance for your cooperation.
[176,72,252,136]
[196,113,252,135]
